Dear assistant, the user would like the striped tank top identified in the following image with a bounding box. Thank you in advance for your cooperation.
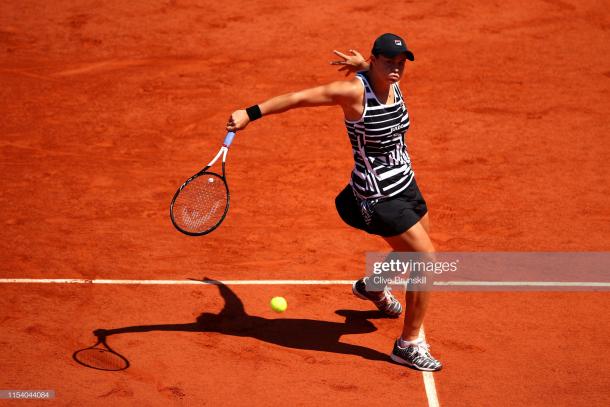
[345,72,414,200]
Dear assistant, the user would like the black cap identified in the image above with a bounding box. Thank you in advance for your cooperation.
[371,33,414,61]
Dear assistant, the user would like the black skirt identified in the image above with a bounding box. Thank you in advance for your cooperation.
[335,179,428,237]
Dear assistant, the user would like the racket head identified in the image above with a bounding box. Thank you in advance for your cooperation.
[73,347,130,371]
[170,171,230,236]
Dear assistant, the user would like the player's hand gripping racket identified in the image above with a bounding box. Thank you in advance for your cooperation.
[170,131,236,236]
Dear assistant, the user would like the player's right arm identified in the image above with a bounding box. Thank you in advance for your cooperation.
[227,78,363,132]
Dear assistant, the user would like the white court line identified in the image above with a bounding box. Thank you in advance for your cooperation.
[434,281,610,287]
[0,279,607,287]
[0,278,354,285]
[420,325,440,407]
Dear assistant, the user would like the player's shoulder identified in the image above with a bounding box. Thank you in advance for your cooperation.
[327,77,364,99]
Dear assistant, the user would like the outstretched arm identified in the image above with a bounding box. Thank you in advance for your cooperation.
[227,79,362,132]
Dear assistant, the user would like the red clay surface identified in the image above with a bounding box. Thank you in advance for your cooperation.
[1,0,609,405]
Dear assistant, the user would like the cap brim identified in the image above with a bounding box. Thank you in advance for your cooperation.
[377,49,415,61]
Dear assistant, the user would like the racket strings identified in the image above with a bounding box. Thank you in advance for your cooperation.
[173,174,227,233]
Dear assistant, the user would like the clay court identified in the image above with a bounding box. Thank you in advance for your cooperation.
[1,0,609,405]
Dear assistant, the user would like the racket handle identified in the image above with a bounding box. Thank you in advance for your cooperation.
[223,131,236,147]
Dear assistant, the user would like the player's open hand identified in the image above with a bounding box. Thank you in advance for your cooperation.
[227,109,250,132]
[330,49,368,76]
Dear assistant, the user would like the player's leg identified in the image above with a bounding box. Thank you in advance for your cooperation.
[419,212,430,235]
[382,219,434,341]
[383,219,442,371]
[339,185,404,317]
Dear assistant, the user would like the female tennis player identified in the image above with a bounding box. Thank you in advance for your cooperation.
[226,33,442,372]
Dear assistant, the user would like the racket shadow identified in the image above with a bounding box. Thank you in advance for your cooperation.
[72,330,130,371]
[79,278,391,367]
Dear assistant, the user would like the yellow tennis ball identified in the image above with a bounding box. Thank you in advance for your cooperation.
[270,296,287,313]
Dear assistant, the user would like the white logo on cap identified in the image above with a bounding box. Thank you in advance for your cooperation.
[394,40,402,46]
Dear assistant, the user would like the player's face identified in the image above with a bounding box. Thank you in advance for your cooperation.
[372,54,407,82]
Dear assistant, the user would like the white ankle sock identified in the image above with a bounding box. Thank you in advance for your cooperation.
[399,337,423,347]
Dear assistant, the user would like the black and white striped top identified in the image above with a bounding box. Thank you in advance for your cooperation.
[345,72,414,200]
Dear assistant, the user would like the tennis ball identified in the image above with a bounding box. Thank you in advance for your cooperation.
[270,296,288,313]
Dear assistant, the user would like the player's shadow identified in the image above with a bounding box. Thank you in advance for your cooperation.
[93,278,391,363]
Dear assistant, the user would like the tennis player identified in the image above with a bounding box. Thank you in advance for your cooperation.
[227,33,442,372]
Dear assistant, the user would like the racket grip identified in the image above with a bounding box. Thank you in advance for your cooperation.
[223,131,236,147]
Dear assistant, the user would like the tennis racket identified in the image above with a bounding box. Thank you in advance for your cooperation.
[170,131,236,236]
[73,330,129,371]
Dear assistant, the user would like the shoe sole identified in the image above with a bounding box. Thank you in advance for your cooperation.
[390,353,443,372]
